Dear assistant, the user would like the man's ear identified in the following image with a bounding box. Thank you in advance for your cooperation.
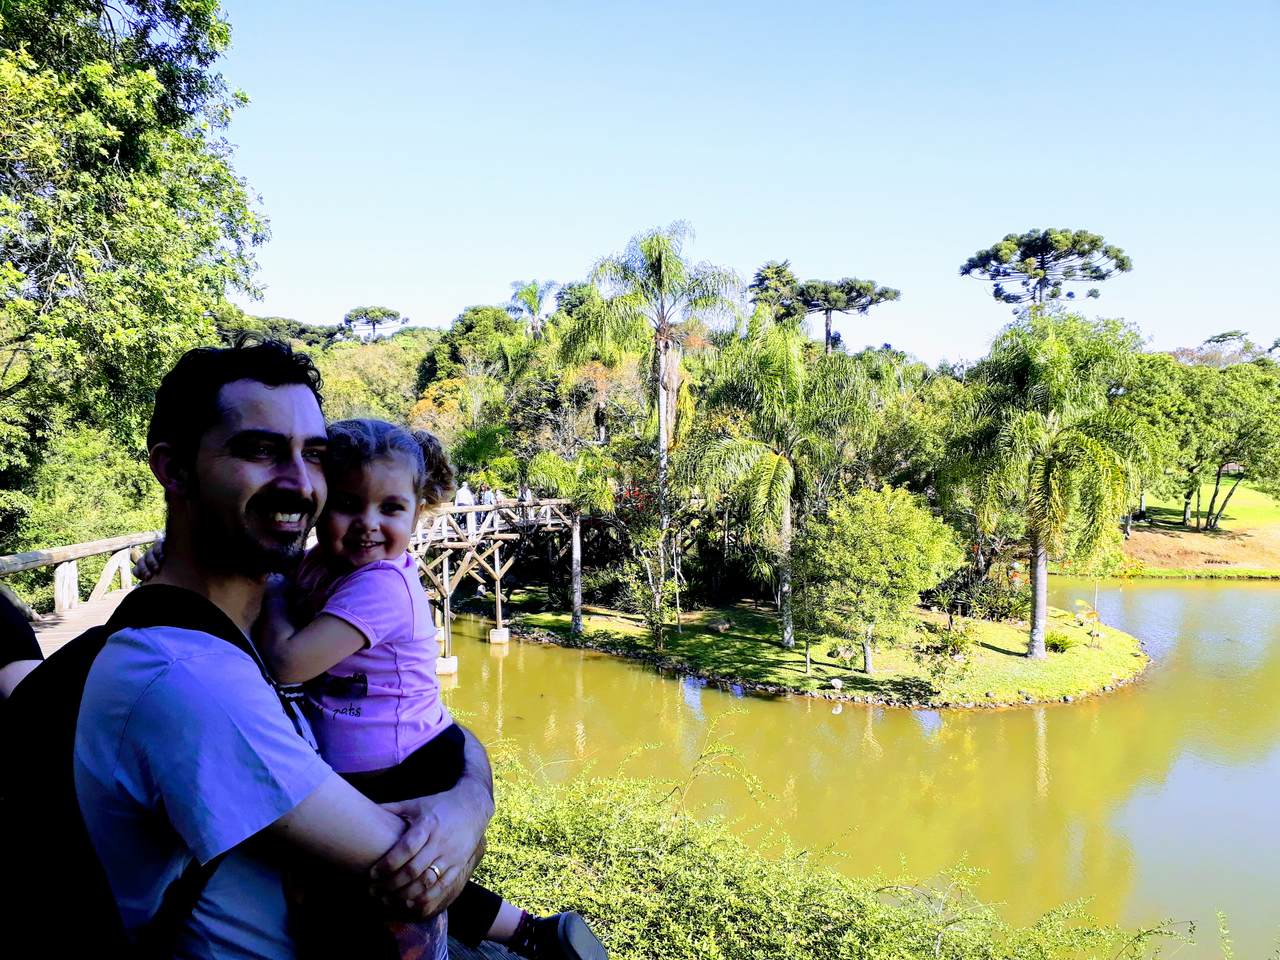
[149,443,191,498]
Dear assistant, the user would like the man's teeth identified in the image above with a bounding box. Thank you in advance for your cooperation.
[271,513,303,523]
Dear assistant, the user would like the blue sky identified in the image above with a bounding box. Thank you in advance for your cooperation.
[217,0,1278,364]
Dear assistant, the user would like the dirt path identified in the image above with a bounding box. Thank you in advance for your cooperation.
[1124,523,1280,570]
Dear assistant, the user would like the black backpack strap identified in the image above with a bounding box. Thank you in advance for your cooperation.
[133,852,231,960]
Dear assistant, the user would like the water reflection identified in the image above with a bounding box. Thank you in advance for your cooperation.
[443,580,1280,958]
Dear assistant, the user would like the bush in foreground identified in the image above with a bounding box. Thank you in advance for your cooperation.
[475,757,1176,959]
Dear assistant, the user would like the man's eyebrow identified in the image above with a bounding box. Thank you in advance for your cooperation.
[225,430,328,448]
[226,429,287,447]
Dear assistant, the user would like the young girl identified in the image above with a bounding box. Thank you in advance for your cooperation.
[140,419,606,960]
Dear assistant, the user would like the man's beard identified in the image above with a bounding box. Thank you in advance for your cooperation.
[192,488,317,578]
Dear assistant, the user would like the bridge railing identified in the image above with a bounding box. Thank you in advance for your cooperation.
[0,531,163,616]
[413,499,573,546]
[0,500,575,620]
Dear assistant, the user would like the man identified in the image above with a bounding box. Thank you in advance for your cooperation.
[456,480,476,537]
[7,339,494,958]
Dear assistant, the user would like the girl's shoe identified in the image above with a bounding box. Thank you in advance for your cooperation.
[510,912,607,960]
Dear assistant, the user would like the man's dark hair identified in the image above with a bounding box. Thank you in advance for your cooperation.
[147,336,324,461]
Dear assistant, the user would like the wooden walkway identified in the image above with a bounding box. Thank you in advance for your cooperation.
[31,592,128,658]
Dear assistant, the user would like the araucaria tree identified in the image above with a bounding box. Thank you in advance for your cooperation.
[961,311,1140,659]
[960,228,1132,306]
[686,318,868,650]
[796,487,961,674]
[342,306,406,339]
[797,278,900,354]
[565,221,737,549]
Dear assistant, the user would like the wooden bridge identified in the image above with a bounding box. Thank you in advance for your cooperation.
[1,499,582,666]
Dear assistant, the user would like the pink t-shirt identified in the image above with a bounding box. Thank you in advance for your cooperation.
[294,549,452,774]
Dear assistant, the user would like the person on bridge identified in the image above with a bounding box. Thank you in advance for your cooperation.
[478,483,496,530]
[455,480,476,536]
[3,340,488,959]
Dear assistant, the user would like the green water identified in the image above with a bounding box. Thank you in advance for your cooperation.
[441,580,1280,956]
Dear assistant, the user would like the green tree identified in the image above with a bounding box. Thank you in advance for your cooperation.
[314,329,437,422]
[746,260,804,325]
[960,310,1140,658]
[216,313,348,349]
[508,279,558,339]
[960,228,1132,306]
[1,0,262,547]
[685,317,869,649]
[418,305,524,388]
[565,221,737,554]
[795,486,961,674]
[1197,361,1280,529]
[528,448,617,637]
[341,306,406,340]
[797,278,900,355]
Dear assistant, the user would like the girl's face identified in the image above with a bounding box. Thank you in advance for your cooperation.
[318,455,422,568]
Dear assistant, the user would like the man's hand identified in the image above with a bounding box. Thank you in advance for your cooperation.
[371,779,492,915]
[369,725,495,916]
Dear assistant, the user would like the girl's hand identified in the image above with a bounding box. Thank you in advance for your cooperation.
[132,540,165,581]
[256,574,297,648]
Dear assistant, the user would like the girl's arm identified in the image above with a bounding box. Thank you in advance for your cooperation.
[258,576,367,684]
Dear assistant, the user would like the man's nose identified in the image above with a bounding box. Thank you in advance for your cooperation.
[275,449,318,500]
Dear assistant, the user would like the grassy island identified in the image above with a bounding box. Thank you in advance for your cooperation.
[507,594,1148,708]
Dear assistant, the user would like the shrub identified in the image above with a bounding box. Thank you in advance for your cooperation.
[478,756,1165,959]
[967,579,1031,622]
[1045,630,1077,653]
[920,619,972,657]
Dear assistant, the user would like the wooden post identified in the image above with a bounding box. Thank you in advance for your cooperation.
[489,542,509,644]
[441,553,453,658]
[436,550,458,675]
[53,560,78,615]
[571,511,583,638]
[493,543,503,628]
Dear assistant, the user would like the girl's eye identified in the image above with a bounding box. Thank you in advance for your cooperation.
[383,502,405,514]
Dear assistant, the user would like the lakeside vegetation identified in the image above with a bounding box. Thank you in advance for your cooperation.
[505,590,1147,707]
[482,757,1188,960]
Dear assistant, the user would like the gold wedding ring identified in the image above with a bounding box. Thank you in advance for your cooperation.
[427,863,442,885]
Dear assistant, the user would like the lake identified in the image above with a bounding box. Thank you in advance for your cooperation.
[442,579,1280,957]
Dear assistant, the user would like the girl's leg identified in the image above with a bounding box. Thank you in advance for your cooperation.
[445,880,504,946]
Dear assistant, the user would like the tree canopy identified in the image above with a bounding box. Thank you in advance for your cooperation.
[960,229,1132,305]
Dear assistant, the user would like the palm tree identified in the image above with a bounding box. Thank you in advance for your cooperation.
[962,310,1139,658]
[528,449,616,637]
[508,280,558,339]
[684,316,869,648]
[798,278,900,355]
[563,221,738,543]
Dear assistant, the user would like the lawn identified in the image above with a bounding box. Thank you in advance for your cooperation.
[1143,479,1280,529]
[510,592,1147,708]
